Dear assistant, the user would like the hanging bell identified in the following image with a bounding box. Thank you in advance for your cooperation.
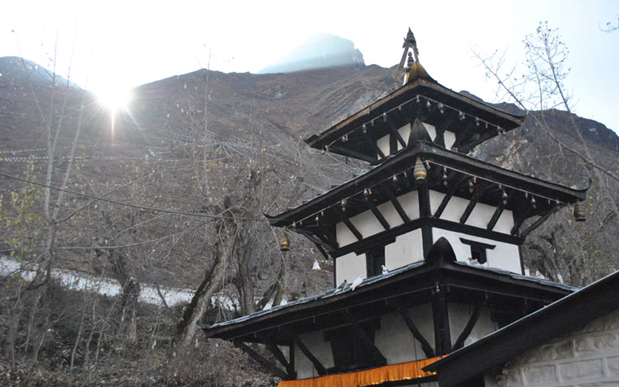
[573,201,586,222]
[280,231,291,252]
[502,190,509,206]
[413,157,427,181]
[442,169,449,186]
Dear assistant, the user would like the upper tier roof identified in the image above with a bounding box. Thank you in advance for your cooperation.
[305,76,526,163]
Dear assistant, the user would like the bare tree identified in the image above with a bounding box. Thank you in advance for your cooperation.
[474,22,619,284]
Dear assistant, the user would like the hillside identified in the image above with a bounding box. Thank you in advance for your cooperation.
[1,53,618,385]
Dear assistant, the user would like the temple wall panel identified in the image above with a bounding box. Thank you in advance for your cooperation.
[432,228,522,274]
[429,190,514,233]
[376,304,435,365]
[444,130,456,149]
[448,304,498,348]
[385,229,423,270]
[335,192,419,248]
[295,330,335,379]
[335,252,367,284]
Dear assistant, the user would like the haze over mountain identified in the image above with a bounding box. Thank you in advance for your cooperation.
[258,34,365,74]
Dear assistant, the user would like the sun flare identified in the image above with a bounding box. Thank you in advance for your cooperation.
[95,86,133,112]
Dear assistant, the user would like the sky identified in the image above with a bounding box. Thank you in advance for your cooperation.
[2,0,618,132]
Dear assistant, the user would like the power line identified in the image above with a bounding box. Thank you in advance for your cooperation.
[0,171,272,222]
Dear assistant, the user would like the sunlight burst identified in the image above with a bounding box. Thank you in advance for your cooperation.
[95,86,133,112]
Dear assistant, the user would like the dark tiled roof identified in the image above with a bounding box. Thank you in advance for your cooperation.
[206,260,576,331]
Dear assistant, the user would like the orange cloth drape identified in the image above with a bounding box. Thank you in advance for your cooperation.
[278,356,444,387]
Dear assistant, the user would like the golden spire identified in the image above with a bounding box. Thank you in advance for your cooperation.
[396,28,435,85]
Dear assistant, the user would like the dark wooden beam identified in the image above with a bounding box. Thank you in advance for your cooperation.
[312,242,331,262]
[284,329,327,376]
[459,182,488,224]
[364,196,390,230]
[288,344,295,378]
[261,335,296,379]
[452,301,483,351]
[361,134,386,159]
[295,229,336,252]
[386,120,407,149]
[234,340,289,380]
[376,186,410,224]
[432,287,451,356]
[519,204,564,238]
[433,173,465,219]
[399,309,435,358]
[459,130,498,154]
[419,183,431,218]
[333,208,363,241]
[486,199,506,231]
[450,123,471,151]
[317,223,338,247]
[332,216,523,259]
[432,120,451,149]
[305,226,333,248]
[329,144,377,164]
[511,204,532,236]
[342,311,387,365]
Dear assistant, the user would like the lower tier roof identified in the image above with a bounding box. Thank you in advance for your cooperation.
[201,238,576,345]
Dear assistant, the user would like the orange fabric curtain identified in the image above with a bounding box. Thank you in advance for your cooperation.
[278,356,443,387]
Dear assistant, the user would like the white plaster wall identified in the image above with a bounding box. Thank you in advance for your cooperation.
[429,190,513,234]
[484,308,619,387]
[350,208,386,242]
[375,304,436,365]
[295,330,335,379]
[385,229,424,270]
[396,190,420,221]
[424,122,437,142]
[335,252,367,284]
[336,191,420,248]
[377,133,390,158]
[448,304,498,348]
[397,123,411,151]
[336,221,358,247]
[432,228,522,274]
[444,130,456,150]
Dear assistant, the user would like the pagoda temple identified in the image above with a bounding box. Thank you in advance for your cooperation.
[201,29,588,387]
